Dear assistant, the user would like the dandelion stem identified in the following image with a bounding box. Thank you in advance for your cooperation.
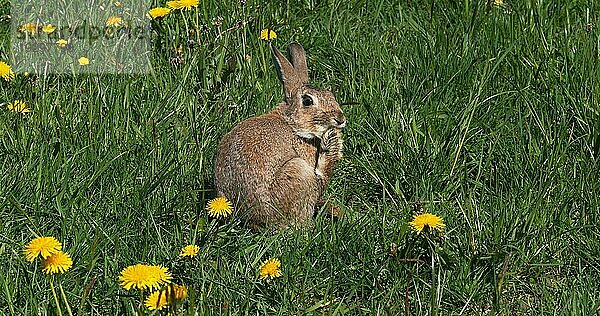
[428,239,440,316]
[136,289,145,316]
[59,281,73,316]
[181,10,190,45]
[194,7,200,44]
[430,245,437,316]
[49,277,64,316]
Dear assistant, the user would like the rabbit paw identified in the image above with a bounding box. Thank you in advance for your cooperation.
[315,128,343,184]
[321,128,343,159]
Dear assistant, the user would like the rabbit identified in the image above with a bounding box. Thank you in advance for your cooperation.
[213,42,346,229]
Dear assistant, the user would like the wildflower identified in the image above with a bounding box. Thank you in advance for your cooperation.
[493,0,503,5]
[145,284,187,310]
[119,264,172,291]
[114,1,123,7]
[20,23,38,34]
[106,16,124,27]
[56,39,68,48]
[171,284,187,300]
[78,57,90,66]
[408,213,446,234]
[42,24,56,34]
[206,197,233,218]
[180,245,199,257]
[166,0,199,10]
[0,61,15,81]
[146,7,171,19]
[42,251,73,274]
[7,100,32,114]
[260,29,277,41]
[145,289,168,310]
[24,236,61,262]
[259,258,282,280]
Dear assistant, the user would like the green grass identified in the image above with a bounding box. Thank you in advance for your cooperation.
[1,0,600,314]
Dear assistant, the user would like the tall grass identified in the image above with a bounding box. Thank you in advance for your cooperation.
[1,0,599,314]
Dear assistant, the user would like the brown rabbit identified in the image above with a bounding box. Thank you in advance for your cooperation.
[213,42,346,229]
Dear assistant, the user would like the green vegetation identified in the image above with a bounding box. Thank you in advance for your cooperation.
[1,0,599,314]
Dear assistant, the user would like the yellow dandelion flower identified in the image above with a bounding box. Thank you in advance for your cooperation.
[146,7,171,19]
[106,16,124,27]
[408,213,446,234]
[0,61,15,81]
[180,245,199,257]
[78,57,90,66]
[493,0,503,6]
[119,264,172,291]
[24,236,61,262]
[56,39,68,48]
[165,1,178,9]
[171,284,187,300]
[42,24,56,34]
[20,23,38,34]
[145,289,169,310]
[167,0,199,10]
[145,284,187,310]
[8,100,32,114]
[206,197,233,218]
[114,1,123,7]
[260,29,277,41]
[42,251,73,274]
[259,258,282,280]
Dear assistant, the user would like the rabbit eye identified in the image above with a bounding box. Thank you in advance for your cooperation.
[302,95,314,107]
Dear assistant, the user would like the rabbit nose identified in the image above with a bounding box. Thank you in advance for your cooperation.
[334,115,346,128]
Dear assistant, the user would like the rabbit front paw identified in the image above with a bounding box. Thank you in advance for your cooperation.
[321,128,343,159]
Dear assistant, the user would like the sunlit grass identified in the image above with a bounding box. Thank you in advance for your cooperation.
[1,0,599,314]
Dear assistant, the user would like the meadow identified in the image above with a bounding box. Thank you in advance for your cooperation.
[1,0,599,314]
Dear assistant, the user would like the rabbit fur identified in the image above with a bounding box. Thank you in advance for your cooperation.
[214,42,346,229]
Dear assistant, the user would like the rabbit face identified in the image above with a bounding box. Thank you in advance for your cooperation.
[287,85,346,139]
[271,43,346,140]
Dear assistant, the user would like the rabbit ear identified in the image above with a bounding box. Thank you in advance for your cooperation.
[271,42,298,98]
[287,43,309,84]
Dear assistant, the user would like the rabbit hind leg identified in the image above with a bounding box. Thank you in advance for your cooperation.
[268,157,321,227]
